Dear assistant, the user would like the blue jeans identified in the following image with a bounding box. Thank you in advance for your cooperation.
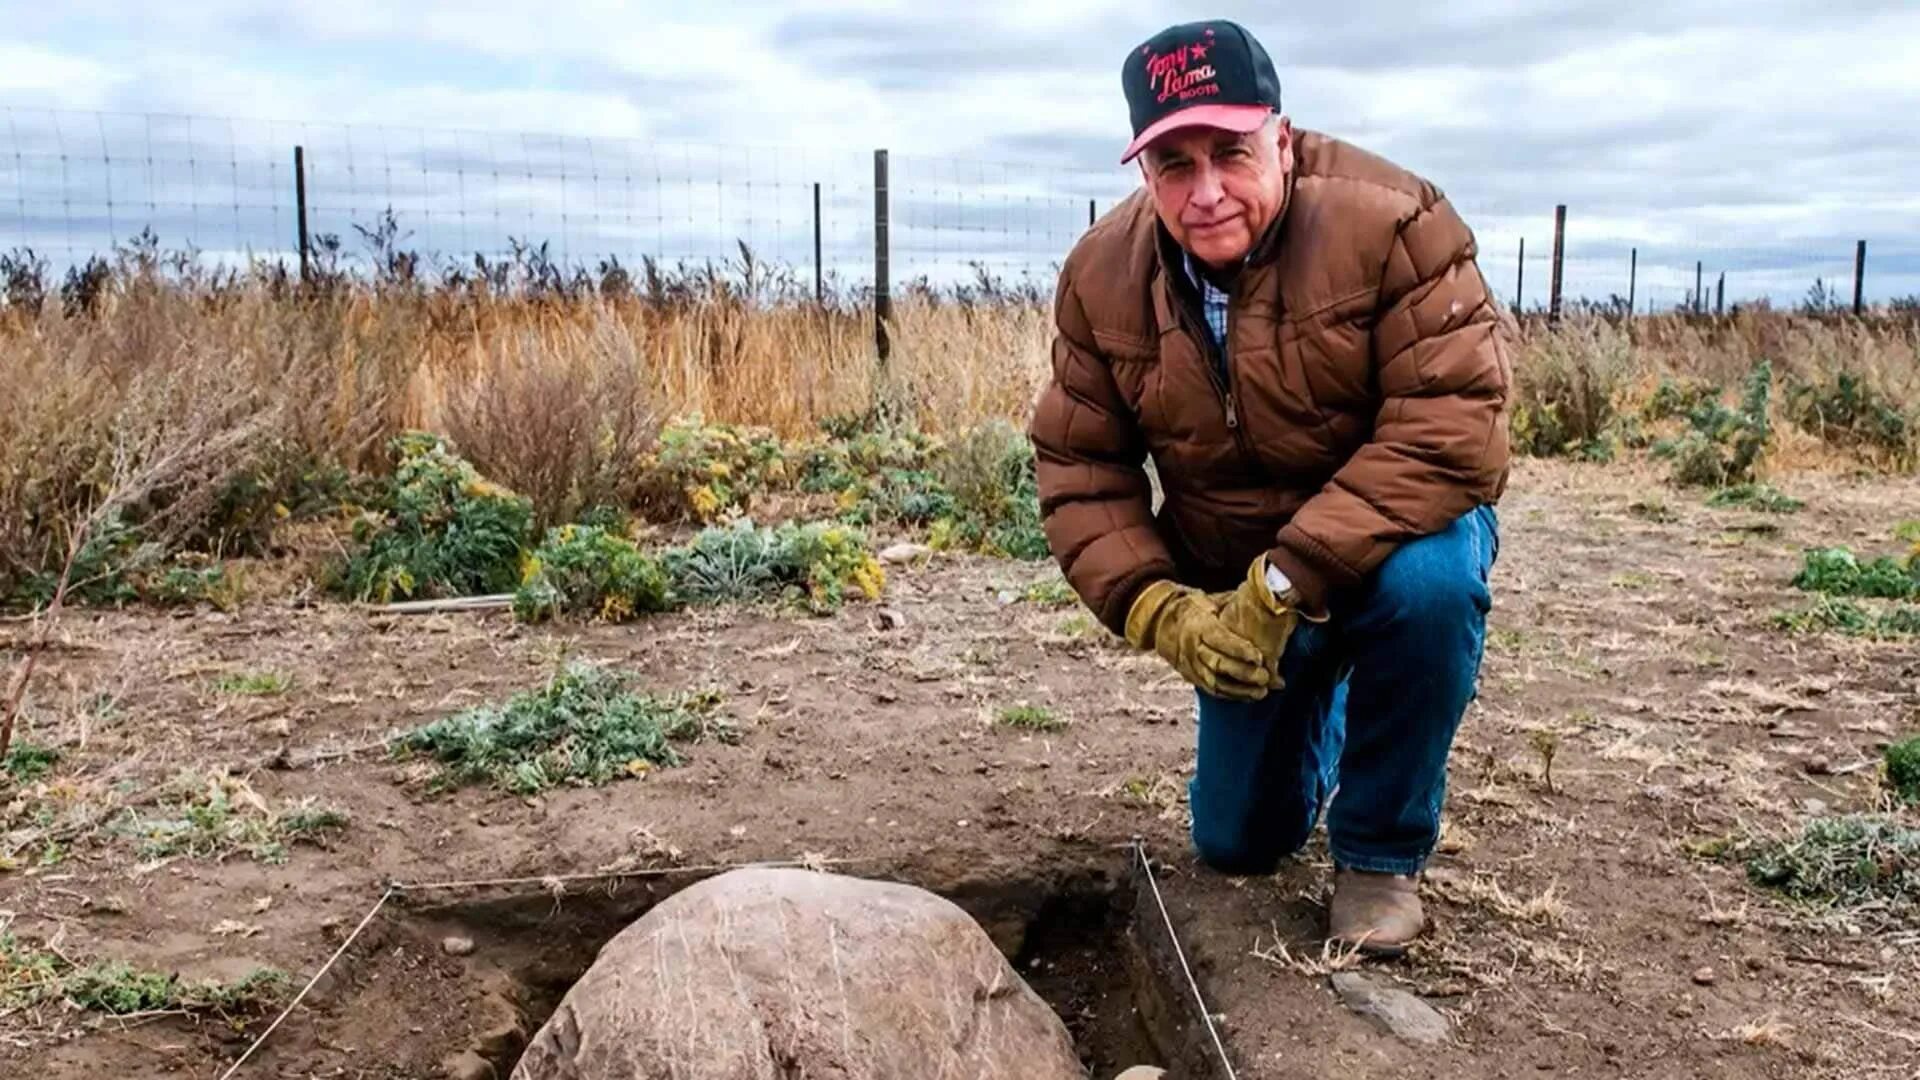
[1189,505,1498,876]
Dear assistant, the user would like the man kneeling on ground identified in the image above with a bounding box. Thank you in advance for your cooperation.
[1029,18,1513,955]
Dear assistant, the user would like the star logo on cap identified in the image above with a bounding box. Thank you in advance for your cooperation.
[1191,43,1208,59]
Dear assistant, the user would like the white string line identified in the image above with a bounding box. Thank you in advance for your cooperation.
[387,855,887,894]
[215,887,394,1080]
[1135,837,1240,1080]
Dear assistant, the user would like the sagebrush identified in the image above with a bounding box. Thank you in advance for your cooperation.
[392,661,729,793]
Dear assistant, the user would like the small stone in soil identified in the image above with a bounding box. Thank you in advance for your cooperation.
[1692,966,1716,986]
[1330,972,1449,1044]
[443,936,476,957]
[445,1050,494,1080]
[879,542,931,565]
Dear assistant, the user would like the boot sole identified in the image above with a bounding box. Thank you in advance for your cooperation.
[1328,925,1422,959]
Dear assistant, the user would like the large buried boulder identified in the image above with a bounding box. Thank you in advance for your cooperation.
[512,867,1088,1080]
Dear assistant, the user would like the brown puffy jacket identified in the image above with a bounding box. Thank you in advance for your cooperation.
[1028,129,1514,635]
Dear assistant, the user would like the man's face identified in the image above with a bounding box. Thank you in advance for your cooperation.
[1139,117,1292,268]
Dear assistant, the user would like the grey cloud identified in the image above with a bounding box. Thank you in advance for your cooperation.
[769,9,1140,91]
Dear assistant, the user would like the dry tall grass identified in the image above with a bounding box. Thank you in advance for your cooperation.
[1,255,1914,588]
[1512,309,1920,472]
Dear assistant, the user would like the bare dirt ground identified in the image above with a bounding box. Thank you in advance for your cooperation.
[2,458,1917,1079]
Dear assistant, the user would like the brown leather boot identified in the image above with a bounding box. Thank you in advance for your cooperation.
[1328,868,1425,957]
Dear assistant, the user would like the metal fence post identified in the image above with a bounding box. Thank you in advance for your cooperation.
[1548,204,1565,323]
[1088,199,1096,228]
[1628,248,1636,317]
[1515,237,1524,311]
[873,149,891,366]
[1853,240,1866,315]
[294,145,311,282]
[1695,261,1703,314]
[813,181,823,304]
[1716,272,1725,316]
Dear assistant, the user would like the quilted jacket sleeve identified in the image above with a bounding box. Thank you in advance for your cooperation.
[1027,266,1178,636]
[1266,187,1513,613]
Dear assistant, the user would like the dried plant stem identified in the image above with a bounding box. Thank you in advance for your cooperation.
[0,510,90,761]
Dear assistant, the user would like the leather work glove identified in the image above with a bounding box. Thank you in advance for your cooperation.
[1212,555,1312,687]
[1125,580,1274,701]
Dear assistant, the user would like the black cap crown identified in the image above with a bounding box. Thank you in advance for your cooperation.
[1120,20,1282,162]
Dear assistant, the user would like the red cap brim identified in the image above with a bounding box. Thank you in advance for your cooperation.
[1120,104,1273,164]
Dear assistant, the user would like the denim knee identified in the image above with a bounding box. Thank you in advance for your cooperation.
[1369,512,1495,631]
[1191,823,1287,877]
[1189,788,1317,877]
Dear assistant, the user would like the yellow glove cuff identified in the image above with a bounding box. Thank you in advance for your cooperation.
[1124,579,1181,650]
[1245,556,1288,615]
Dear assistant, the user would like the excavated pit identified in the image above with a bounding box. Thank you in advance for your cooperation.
[388,856,1228,1079]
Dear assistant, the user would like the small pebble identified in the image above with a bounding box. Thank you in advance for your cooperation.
[1692,966,1716,986]
[1804,755,1834,776]
[442,936,476,957]
[446,1051,494,1080]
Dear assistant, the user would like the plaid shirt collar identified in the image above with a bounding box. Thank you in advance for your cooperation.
[1182,249,1232,361]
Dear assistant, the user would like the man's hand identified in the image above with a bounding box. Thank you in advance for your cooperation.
[1124,580,1274,701]
[1213,555,1306,686]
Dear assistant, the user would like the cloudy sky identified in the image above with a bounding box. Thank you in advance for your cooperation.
[3,0,1917,304]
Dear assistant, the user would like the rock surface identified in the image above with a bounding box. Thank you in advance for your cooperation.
[879,542,932,565]
[512,867,1085,1080]
[1330,972,1451,1045]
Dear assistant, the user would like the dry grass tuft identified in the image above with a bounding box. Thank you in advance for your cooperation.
[1252,928,1370,976]
[1727,1015,1796,1049]
[1426,869,1572,926]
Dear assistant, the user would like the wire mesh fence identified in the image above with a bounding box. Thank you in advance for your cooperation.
[2,106,1915,310]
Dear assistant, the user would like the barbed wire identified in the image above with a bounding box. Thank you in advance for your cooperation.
[2,106,1913,308]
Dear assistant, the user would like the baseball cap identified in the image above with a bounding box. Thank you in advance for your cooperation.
[1120,20,1282,164]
